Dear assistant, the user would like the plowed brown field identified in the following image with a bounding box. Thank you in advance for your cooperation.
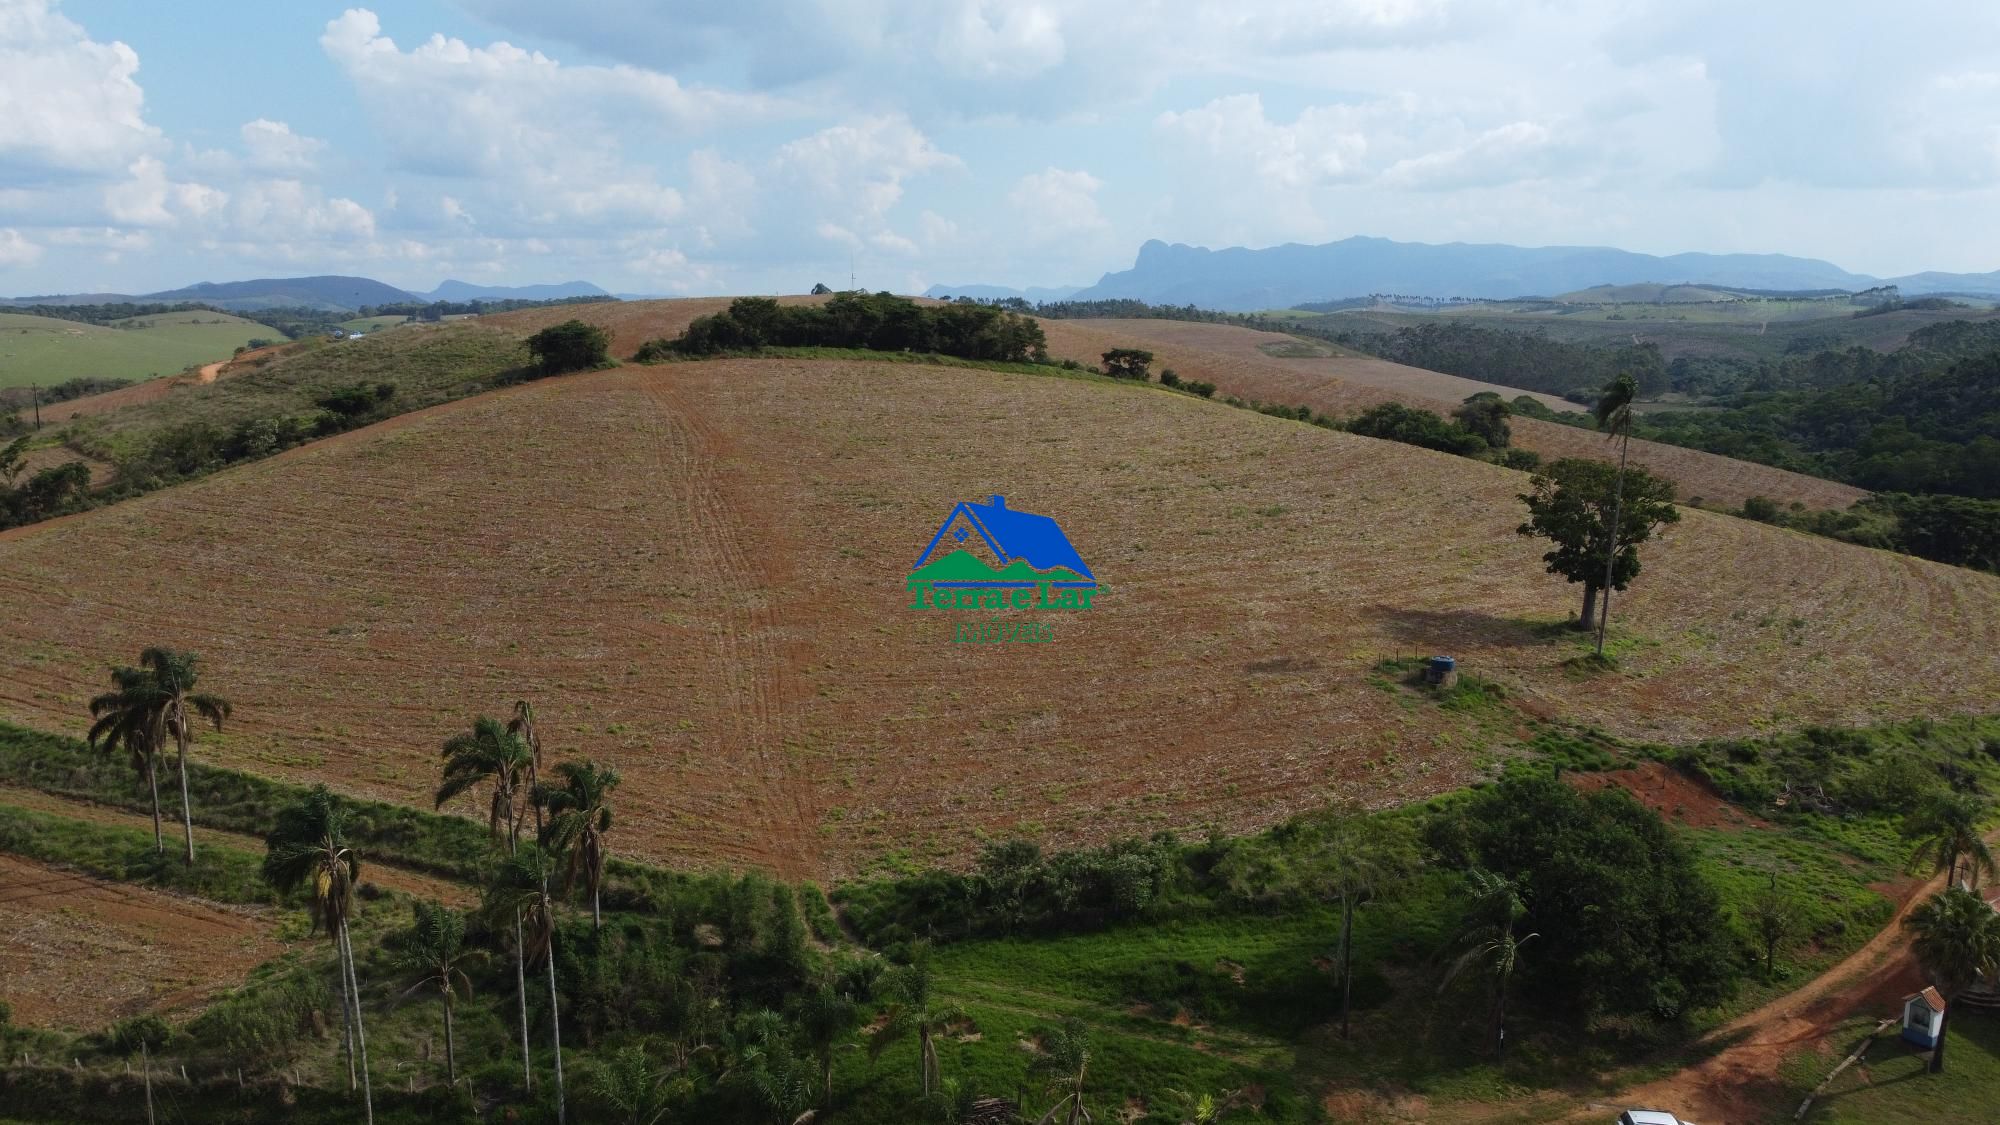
[1037,319,1869,511]
[1,357,1993,879]
[0,853,285,1030]
[484,299,1865,511]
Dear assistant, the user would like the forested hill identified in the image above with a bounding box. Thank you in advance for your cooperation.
[1637,349,2000,499]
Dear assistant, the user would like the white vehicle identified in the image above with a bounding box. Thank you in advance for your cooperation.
[1617,1112,1686,1125]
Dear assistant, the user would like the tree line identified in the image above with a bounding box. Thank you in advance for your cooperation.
[637,293,1049,365]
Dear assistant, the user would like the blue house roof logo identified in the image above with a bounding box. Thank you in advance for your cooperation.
[906,495,1098,613]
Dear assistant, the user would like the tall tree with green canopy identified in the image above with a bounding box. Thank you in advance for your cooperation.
[1441,772,1735,1019]
[139,648,230,864]
[1518,457,1681,635]
[1905,887,2000,1073]
[262,785,373,1123]
[868,952,965,1098]
[1308,811,1420,1040]
[86,666,169,853]
[543,759,619,930]
[1440,868,1537,1057]
[507,700,548,836]
[487,845,568,1123]
[435,716,537,1091]
[1593,374,1640,654]
[1903,791,1996,889]
[393,899,485,1086]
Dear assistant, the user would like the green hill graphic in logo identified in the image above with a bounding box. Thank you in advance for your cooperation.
[906,496,1097,612]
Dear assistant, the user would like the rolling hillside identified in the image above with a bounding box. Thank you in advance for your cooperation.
[1035,318,1869,510]
[2,349,1992,880]
[0,309,277,390]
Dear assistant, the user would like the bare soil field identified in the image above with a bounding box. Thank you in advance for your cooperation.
[1038,318,1869,511]
[0,853,285,1030]
[1567,761,1770,831]
[1,358,1993,881]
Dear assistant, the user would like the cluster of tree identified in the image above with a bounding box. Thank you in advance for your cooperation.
[1324,320,1670,399]
[1639,350,2000,498]
[0,301,238,325]
[638,293,1049,365]
[1737,492,2000,572]
[1853,295,1964,318]
[1666,320,2000,397]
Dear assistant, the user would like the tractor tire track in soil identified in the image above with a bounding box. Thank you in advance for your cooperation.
[633,367,817,877]
[0,852,287,1031]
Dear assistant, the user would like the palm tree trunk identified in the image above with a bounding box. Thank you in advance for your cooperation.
[593,883,601,932]
[340,921,375,1125]
[1340,896,1356,1040]
[145,757,164,854]
[334,937,357,1091]
[516,913,533,1091]
[920,1028,935,1096]
[173,716,196,865]
[546,933,566,1125]
[1596,435,1629,656]
[1493,979,1508,1058]
[443,990,457,1085]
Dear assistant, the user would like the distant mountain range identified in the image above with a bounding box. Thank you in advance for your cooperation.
[1047,237,2000,311]
[921,283,1085,303]
[1,275,613,313]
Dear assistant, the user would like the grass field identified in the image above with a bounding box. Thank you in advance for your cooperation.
[3,350,1995,881]
[0,310,280,390]
[1777,1012,2000,1123]
[337,315,413,334]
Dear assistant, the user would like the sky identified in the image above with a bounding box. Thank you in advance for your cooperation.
[2,0,1999,297]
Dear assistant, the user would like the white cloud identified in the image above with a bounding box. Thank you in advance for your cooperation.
[102,157,227,226]
[0,0,159,179]
[239,119,325,172]
[1008,168,1108,237]
[227,180,376,241]
[771,115,963,252]
[0,227,42,267]
[319,7,771,231]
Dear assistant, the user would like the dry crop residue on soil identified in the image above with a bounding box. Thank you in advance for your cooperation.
[0,852,286,1030]
[1,358,1995,879]
[1038,318,1869,511]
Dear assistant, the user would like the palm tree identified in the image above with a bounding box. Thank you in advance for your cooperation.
[1905,792,1996,890]
[725,1009,819,1125]
[868,954,964,1098]
[86,666,169,853]
[1904,887,2000,1073]
[1592,373,1638,655]
[1440,869,1538,1058]
[262,785,373,1124]
[1027,1017,1090,1125]
[584,1045,682,1125]
[508,700,548,834]
[487,845,568,1123]
[393,899,485,1087]
[136,649,230,864]
[1306,812,1419,1040]
[544,759,620,930]
[795,977,861,1111]
[437,716,533,849]
[437,715,537,1090]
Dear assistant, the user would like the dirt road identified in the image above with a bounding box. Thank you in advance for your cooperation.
[1575,833,1998,1124]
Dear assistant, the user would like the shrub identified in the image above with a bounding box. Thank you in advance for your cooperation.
[1100,348,1154,380]
[1158,367,1181,387]
[527,319,612,374]
[1347,401,1488,457]
[1741,495,1783,523]
[1185,380,1216,398]
[1497,447,1542,471]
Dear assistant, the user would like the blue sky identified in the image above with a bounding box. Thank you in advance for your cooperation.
[3,1,1999,297]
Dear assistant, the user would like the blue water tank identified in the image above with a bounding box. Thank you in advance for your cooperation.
[1426,655,1456,684]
